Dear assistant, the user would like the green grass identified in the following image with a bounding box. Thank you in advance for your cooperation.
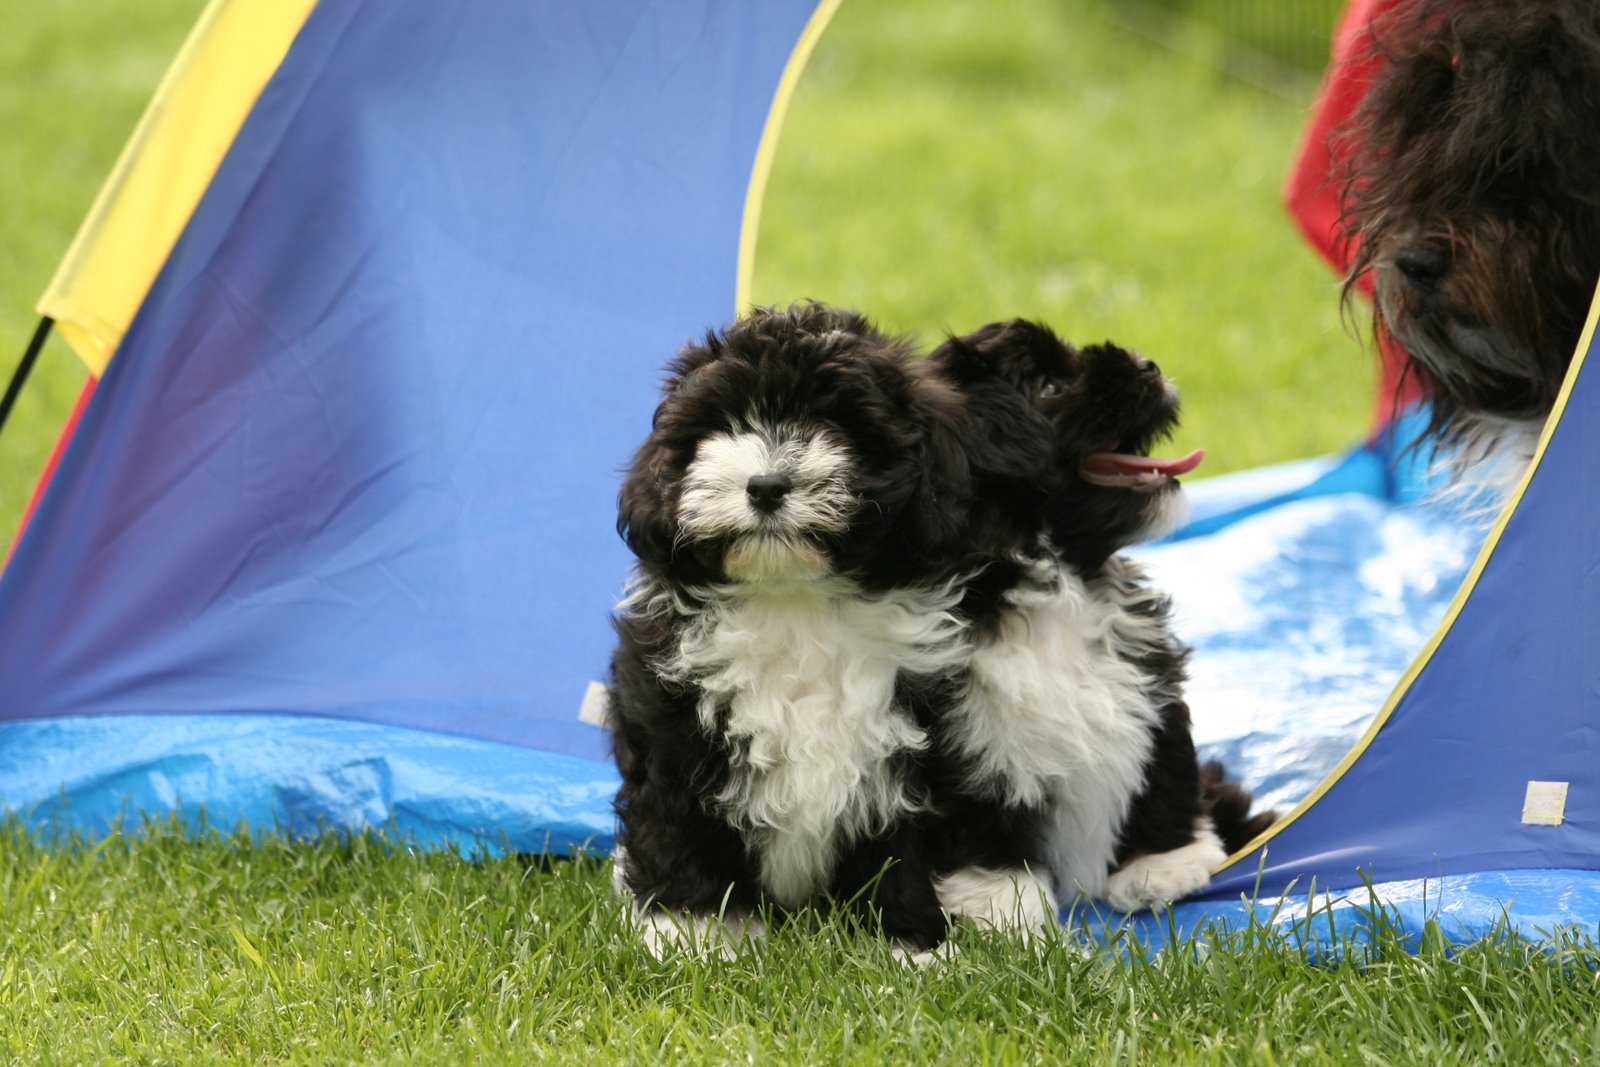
[4,819,1600,1065]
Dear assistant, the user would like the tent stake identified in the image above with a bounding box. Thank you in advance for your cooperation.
[0,316,54,440]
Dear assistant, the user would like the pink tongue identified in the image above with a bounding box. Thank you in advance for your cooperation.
[1082,448,1205,485]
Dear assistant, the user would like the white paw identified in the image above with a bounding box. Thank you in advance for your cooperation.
[610,855,767,958]
[609,847,630,896]
[634,908,767,960]
[935,865,1059,939]
[892,941,959,966]
[1104,830,1226,912]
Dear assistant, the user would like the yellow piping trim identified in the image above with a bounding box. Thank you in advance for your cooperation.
[734,0,845,317]
[37,0,318,376]
[1213,275,1600,875]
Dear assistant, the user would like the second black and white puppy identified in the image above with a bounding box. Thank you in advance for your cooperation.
[921,319,1271,912]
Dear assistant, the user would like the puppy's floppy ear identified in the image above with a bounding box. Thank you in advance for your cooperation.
[906,370,975,550]
[922,323,1004,381]
[924,325,1056,485]
[619,327,733,565]
[616,443,677,567]
[656,332,723,401]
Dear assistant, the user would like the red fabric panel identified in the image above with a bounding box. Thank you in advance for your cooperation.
[1284,0,1420,425]
[5,375,97,567]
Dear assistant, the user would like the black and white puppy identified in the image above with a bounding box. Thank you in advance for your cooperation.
[921,320,1270,912]
[607,303,1056,954]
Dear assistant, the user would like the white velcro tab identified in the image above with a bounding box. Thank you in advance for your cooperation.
[578,680,611,727]
[1521,781,1569,827]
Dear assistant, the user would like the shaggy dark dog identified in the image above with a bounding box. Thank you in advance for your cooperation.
[919,320,1274,910]
[1340,0,1600,457]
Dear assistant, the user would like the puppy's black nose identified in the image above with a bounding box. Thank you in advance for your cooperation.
[746,471,793,513]
[1394,245,1450,293]
[1136,357,1161,378]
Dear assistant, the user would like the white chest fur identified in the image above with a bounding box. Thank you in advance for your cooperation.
[664,581,968,906]
[951,558,1167,900]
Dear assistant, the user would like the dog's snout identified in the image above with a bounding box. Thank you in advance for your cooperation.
[1136,357,1161,378]
[746,471,793,513]
[1394,245,1450,293]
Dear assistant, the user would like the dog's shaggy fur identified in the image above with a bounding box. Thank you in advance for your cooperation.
[606,305,1268,954]
[919,320,1273,911]
[1340,0,1600,463]
[608,304,1045,954]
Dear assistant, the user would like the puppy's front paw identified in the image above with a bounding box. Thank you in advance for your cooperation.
[934,865,1059,939]
[891,940,959,967]
[1104,831,1226,912]
[633,908,766,960]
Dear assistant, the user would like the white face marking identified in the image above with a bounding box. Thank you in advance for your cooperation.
[677,421,856,582]
[1135,485,1190,544]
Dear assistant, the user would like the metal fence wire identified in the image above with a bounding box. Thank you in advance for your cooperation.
[1115,0,1348,93]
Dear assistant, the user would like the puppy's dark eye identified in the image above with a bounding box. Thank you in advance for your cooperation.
[1038,379,1063,400]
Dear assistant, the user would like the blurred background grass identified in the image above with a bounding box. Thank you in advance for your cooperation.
[1120,0,1348,87]
[0,0,207,549]
[749,0,1371,481]
[0,0,1371,549]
